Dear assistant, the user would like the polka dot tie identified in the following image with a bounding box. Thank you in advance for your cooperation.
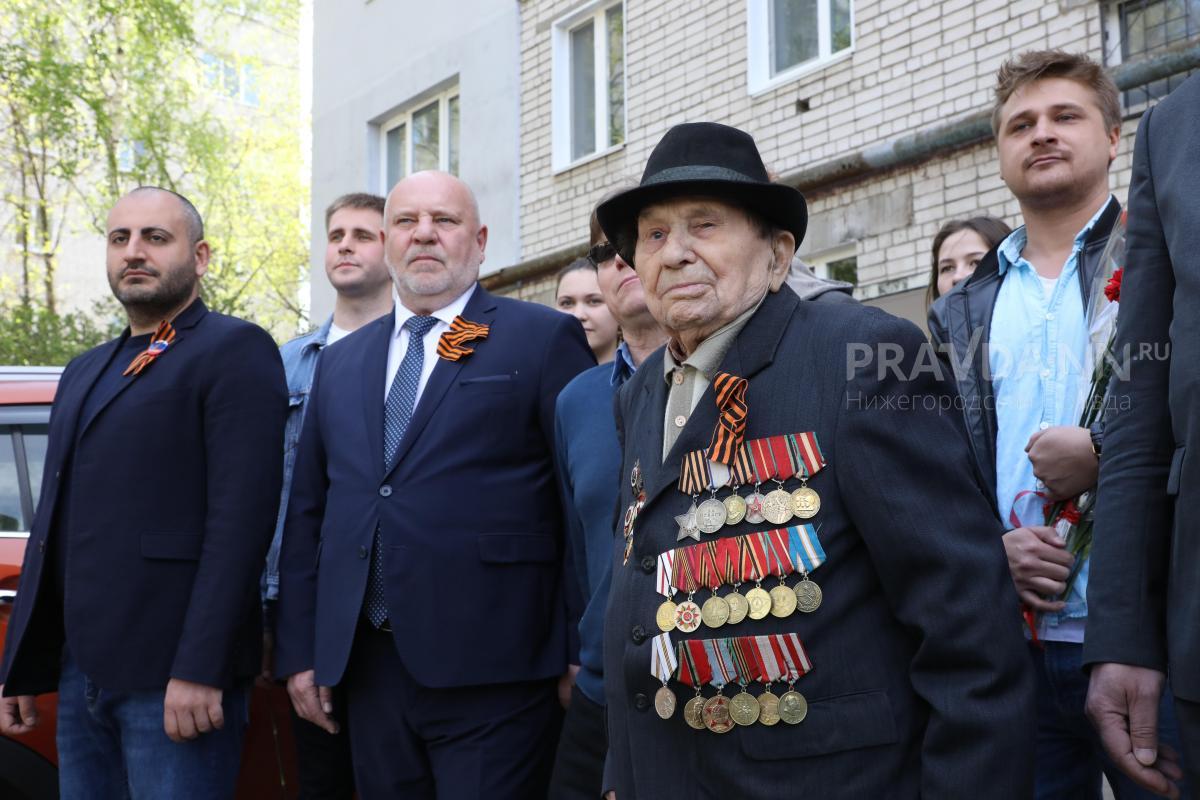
[366,315,439,628]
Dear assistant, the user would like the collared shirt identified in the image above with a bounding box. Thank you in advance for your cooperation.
[661,298,760,459]
[264,314,335,606]
[610,340,636,387]
[385,283,476,404]
[989,198,1111,642]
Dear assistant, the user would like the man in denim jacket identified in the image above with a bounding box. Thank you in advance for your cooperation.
[265,192,392,799]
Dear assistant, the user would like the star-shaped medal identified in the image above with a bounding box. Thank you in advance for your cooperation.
[675,502,701,541]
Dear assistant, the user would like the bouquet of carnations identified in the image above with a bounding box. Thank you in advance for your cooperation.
[1042,211,1127,602]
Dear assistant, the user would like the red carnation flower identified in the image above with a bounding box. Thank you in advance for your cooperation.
[1105,267,1123,303]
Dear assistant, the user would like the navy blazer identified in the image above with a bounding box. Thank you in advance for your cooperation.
[273,285,595,688]
[604,287,1035,798]
[0,299,287,694]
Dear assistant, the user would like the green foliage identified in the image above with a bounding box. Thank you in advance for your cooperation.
[0,298,124,366]
[0,0,307,343]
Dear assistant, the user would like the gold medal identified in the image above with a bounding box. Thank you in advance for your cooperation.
[683,695,706,730]
[778,690,808,724]
[723,492,747,525]
[744,491,767,524]
[729,691,760,726]
[696,497,728,534]
[725,590,749,624]
[700,595,730,628]
[675,599,702,633]
[655,600,678,632]
[654,685,677,719]
[701,694,734,734]
[769,583,797,617]
[790,485,821,519]
[794,578,823,613]
[762,488,794,525]
[746,586,772,620]
[757,690,781,726]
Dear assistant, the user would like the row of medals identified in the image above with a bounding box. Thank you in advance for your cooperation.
[693,482,820,535]
[661,485,821,730]
[659,682,809,731]
[658,574,822,633]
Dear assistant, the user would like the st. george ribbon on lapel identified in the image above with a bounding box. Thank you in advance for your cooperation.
[436,316,490,361]
[122,320,177,377]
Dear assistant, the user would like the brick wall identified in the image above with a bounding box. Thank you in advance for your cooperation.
[510,0,1136,305]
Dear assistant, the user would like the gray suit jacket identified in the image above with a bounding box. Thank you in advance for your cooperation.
[604,286,1034,798]
[1083,74,1200,702]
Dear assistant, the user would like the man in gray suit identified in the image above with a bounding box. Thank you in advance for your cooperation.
[1085,73,1200,799]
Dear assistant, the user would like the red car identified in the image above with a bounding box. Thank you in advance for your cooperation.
[0,366,299,799]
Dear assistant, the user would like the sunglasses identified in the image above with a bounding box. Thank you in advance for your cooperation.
[587,242,617,266]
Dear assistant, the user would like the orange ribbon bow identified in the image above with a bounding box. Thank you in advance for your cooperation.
[122,320,176,377]
[437,315,490,361]
[708,371,748,466]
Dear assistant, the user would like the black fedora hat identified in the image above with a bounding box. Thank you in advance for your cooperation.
[596,122,807,267]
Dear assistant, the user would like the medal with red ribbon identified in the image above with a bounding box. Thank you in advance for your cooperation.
[436,315,489,362]
[123,320,177,377]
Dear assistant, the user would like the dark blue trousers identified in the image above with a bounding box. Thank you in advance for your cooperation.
[341,618,561,800]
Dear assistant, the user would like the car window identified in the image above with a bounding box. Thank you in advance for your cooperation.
[0,428,22,531]
[21,424,48,515]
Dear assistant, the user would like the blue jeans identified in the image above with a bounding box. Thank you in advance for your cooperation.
[1031,641,1191,800]
[56,651,249,800]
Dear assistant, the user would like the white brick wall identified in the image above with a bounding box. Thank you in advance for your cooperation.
[512,0,1141,304]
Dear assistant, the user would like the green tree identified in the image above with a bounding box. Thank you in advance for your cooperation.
[0,0,307,365]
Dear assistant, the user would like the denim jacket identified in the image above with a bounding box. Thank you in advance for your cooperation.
[262,315,333,616]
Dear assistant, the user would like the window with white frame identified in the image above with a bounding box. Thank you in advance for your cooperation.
[807,245,858,288]
[552,1,625,171]
[200,52,259,107]
[747,0,853,94]
[380,87,460,192]
[1102,0,1197,110]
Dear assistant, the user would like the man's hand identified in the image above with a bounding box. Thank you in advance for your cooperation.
[286,669,339,734]
[558,664,580,710]
[1026,426,1098,501]
[1087,663,1183,799]
[0,687,38,735]
[163,678,224,743]
[1001,525,1074,611]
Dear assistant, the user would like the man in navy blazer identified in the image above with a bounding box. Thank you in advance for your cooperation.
[0,187,287,798]
[274,171,594,799]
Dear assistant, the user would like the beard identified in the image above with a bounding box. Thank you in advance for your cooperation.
[110,258,198,319]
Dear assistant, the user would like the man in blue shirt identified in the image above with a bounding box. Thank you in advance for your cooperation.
[266,192,392,799]
[930,50,1187,798]
[548,200,668,800]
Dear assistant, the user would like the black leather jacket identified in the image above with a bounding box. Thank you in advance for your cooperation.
[927,197,1122,502]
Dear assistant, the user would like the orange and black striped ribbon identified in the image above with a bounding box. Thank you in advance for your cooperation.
[436,315,490,361]
[122,320,176,377]
[708,372,748,466]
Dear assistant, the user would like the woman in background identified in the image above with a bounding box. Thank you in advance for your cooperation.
[556,257,619,364]
[927,216,1012,308]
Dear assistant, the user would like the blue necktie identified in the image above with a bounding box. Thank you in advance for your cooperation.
[365,315,438,628]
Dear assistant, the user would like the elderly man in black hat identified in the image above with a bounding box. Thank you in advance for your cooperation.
[597,122,1035,800]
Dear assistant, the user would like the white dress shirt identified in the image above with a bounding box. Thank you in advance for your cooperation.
[384,283,477,404]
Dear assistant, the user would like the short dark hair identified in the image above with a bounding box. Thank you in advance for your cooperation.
[130,186,204,244]
[927,216,1013,307]
[991,50,1121,136]
[325,192,385,230]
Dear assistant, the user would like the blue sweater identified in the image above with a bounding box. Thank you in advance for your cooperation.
[554,348,635,705]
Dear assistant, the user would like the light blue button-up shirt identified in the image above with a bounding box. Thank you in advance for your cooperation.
[989,200,1110,641]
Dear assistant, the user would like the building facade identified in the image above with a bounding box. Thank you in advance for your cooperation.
[307,0,522,321]
[490,0,1198,326]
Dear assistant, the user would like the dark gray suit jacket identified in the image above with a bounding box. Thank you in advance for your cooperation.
[604,287,1034,798]
[1083,74,1200,703]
